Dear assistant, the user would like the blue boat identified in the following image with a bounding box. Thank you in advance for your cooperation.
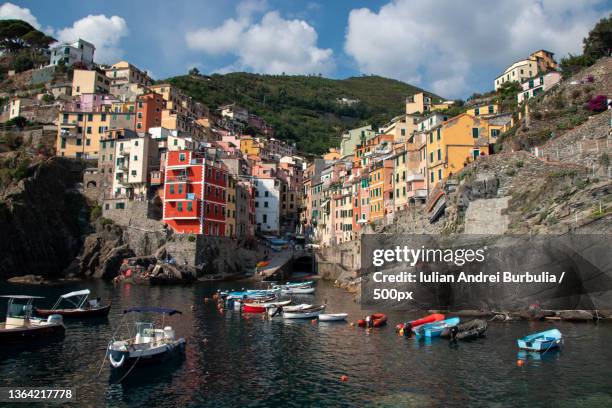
[415,317,460,338]
[517,329,563,352]
[220,289,280,300]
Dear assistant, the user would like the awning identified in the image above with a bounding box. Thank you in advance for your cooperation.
[60,289,90,299]
[123,307,182,315]
[0,295,44,299]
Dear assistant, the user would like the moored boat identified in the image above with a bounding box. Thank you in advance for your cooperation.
[281,286,315,295]
[283,305,326,319]
[242,299,292,313]
[441,319,487,341]
[319,313,348,322]
[267,303,313,317]
[517,329,563,352]
[272,281,314,290]
[107,307,185,369]
[396,313,445,331]
[358,313,387,328]
[35,289,111,318]
[415,317,460,338]
[0,295,65,342]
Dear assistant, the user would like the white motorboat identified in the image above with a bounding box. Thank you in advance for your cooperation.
[107,307,185,369]
[283,305,326,319]
[281,286,315,295]
[267,303,313,317]
[318,313,348,322]
[0,295,65,342]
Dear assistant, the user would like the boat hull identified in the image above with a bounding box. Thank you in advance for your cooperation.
[517,329,563,352]
[396,313,445,331]
[319,313,348,321]
[283,306,325,319]
[108,338,186,369]
[358,313,387,328]
[415,317,460,338]
[36,304,111,318]
[281,287,315,295]
[0,323,65,343]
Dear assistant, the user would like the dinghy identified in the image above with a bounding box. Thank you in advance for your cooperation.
[35,289,111,318]
[283,305,326,319]
[267,303,313,317]
[396,313,445,331]
[0,295,65,342]
[319,313,348,322]
[107,307,185,369]
[281,286,315,295]
[358,313,387,328]
[441,319,487,341]
[517,329,563,352]
[242,299,292,313]
[414,317,460,338]
[272,281,314,290]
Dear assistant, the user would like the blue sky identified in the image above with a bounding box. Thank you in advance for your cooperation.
[2,1,610,98]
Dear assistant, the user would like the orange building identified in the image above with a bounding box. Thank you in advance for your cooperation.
[135,92,164,133]
[369,159,394,222]
[162,150,227,235]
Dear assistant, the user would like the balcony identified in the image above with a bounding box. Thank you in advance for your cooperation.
[150,171,162,185]
[59,125,79,138]
[118,147,131,156]
[165,175,189,183]
[406,173,424,182]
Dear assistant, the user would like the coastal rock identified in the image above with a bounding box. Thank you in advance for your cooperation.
[94,244,135,279]
[6,274,47,284]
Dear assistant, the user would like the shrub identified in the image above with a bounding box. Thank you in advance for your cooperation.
[100,218,114,227]
[187,234,196,242]
[588,95,608,112]
[515,160,524,168]
[90,205,102,221]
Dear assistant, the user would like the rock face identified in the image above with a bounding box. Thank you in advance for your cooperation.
[0,157,88,280]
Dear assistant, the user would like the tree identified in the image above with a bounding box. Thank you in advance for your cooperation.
[0,19,54,53]
[5,116,27,128]
[188,67,200,76]
[583,14,612,60]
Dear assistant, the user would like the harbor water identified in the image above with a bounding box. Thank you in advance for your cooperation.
[1,280,612,407]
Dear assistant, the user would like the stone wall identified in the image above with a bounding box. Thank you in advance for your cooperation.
[316,240,360,281]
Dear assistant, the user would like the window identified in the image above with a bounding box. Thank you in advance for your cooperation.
[61,138,66,148]
[169,185,175,194]
[86,126,92,134]
[77,114,83,121]
[436,128,441,140]
[491,129,500,137]
[88,114,93,121]
[429,133,433,143]
[187,202,192,211]
[177,202,183,212]
[263,214,267,223]
[488,105,494,114]
[264,201,269,208]
[86,139,91,146]
[131,170,137,176]
[137,112,142,119]
[438,169,442,181]
[133,155,138,161]
[472,128,479,138]
[437,149,441,161]
[474,108,480,116]
[473,150,480,159]
[214,205,218,215]
[430,172,434,183]
[264,191,269,198]
[76,138,82,146]
[178,185,183,194]
[430,152,434,162]
[137,123,142,129]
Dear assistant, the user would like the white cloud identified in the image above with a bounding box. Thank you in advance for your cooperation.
[56,15,128,63]
[186,7,334,75]
[0,2,40,28]
[344,0,610,98]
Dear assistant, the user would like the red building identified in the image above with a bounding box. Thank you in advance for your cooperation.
[135,92,164,133]
[162,150,227,235]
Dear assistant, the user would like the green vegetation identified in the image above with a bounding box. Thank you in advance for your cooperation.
[163,73,431,154]
[0,155,30,188]
[0,19,55,74]
[560,14,611,77]
[90,205,102,222]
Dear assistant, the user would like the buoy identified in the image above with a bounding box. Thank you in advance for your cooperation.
[350,322,355,327]
[340,375,348,382]
[517,360,524,367]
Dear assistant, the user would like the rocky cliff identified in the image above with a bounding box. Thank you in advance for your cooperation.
[0,156,88,280]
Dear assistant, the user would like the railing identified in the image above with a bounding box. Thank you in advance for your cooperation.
[165,175,188,183]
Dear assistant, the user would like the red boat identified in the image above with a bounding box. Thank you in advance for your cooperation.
[358,313,387,328]
[395,313,445,331]
[242,300,292,313]
[34,289,111,318]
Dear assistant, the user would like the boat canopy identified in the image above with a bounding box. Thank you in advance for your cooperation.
[123,307,182,315]
[0,295,44,299]
[60,289,90,299]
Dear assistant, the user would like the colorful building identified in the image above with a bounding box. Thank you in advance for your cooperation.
[72,69,110,96]
[517,72,562,104]
[162,150,227,235]
[135,92,164,132]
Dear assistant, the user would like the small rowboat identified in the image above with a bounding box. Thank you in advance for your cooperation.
[415,317,460,338]
[396,313,445,331]
[242,299,292,313]
[272,281,314,289]
[517,329,563,352]
[283,305,326,319]
[358,313,387,328]
[281,286,315,295]
[441,319,487,341]
[35,289,111,318]
[319,313,348,322]
[268,303,313,317]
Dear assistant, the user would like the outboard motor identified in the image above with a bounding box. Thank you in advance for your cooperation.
[47,314,63,325]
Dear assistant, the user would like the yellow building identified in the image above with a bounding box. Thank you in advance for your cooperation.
[72,69,110,96]
[323,148,341,161]
[466,104,499,117]
[426,113,511,185]
[56,110,135,159]
[406,92,454,114]
[104,60,152,87]
[369,159,393,222]
[391,147,408,212]
[239,137,261,156]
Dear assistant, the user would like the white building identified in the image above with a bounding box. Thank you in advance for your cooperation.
[254,177,280,233]
[517,72,562,104]
[220,104,249,122]
[49,39,95,68]
[111,133,159,199]
[494,59,538,91]
[415,113,449,133]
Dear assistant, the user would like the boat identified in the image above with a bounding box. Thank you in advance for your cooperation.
[414,317,460,338]
[396,313,445,331]
[256,261,271,268]
[107,307,185,369]
[242,299,292,313]
[35,289,111,318]
[517,329,563,352]
[440,319,487,341]
[283,305,326,319]
[221,288,280,300]
[268,303,313,317]
[281,286,315,295]
[0,295,65,342]
[272,281,314,289]
[358,313,387,328]
[319,313,348,322]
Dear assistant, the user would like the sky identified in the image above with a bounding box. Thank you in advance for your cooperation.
[1,0,610,99]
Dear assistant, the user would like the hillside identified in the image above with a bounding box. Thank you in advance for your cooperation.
[164,73,437,154]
